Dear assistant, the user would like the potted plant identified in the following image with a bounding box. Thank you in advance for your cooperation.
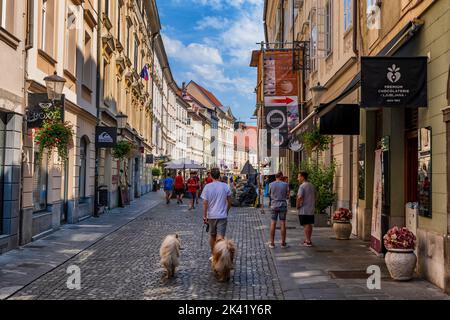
[383,226,417,281]
[332,208,353,240]
[112,140,132,160]
[34,109,74,162]
[301,160,337,227]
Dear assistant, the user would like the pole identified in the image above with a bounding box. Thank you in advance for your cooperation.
[94,0,102,218]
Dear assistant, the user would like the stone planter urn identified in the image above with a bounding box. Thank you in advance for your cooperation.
[385,248,417,281]
[332,220,352,240]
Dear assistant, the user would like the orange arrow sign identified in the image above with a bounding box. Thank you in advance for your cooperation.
[270,97,295,104]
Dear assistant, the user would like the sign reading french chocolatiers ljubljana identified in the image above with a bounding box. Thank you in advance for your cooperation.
[361,57,428,109]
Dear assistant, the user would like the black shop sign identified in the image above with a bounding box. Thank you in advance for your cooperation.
[26,93,65,129]
[95,126,117,148]
[361,57,428,108]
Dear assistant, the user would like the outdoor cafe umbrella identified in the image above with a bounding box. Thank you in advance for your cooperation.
[240,161,257,175]
[164,159,206,170]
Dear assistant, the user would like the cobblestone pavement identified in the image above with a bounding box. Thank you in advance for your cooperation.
[9,200,284,300]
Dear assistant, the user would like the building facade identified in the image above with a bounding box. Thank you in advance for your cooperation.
[258,0,450,292]
[0,0,26,253]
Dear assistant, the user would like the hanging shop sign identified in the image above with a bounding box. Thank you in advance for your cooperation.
[95,126,117,148]
[146,154,154,164]
[26,93,65,129]
[361,57,428,108]
[263,50,299,97]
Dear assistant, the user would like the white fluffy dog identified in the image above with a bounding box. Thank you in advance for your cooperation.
[160,234,181,279]
[212,239,236,282]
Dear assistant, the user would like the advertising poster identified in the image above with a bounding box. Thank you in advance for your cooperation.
[263,50,298,97]
[371,149,383,253]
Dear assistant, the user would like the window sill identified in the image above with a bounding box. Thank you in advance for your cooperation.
[0,27,20,50]
[64,69,77,82]
[82,84,92,94]
[38,49,57,66]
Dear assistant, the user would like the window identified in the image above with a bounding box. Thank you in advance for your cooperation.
[103,60,110,101]
[325,0,332,55]
[104,0,109,17]
[65,3,77,75]
[79,137,88,199]
[83,29,93,89]
[33,151,48,212]
[40,0,55,56]
[1,0,14,33]
[344,0,353,31]
[126,24,130,57]
[117,3,121,43]
[311,24,317,71]
[134,36,139,70]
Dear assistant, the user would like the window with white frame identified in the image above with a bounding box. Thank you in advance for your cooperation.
[0,0,14,33]
[311,24,317,71]
[83,28,93,89]
[40,0,55,56]
[65,2,77,75]
[344,0,352,32]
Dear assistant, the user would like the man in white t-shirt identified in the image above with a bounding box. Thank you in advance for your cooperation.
[201,168,232,255]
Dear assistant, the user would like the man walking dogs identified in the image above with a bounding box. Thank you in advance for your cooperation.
[297,172,316,247]
[201,168,232,258]
[268,172,289,249]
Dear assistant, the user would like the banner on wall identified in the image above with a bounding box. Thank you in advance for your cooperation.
[361,57,428,108]
[263,50,300,151]
[371,149,383,254]
[27,93,65,129]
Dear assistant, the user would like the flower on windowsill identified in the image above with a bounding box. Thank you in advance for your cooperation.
[383,226,416,250]
[332,208,352,222]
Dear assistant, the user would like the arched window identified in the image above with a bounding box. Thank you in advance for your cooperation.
[79,137,89,199]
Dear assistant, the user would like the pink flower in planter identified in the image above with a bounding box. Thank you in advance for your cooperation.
[383,226,416,250]
[332,208,352,221]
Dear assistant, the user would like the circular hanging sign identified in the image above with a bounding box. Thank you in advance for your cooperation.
[266,109,287,129]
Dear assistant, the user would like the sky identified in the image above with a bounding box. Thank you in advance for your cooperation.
[156,0,265,125]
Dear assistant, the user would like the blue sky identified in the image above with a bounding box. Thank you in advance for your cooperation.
[156,0,265,124]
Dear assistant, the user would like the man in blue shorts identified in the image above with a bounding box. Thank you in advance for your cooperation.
[269,172,289,249]
[163,174,174,205]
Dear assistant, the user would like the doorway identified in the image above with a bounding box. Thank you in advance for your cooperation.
[134,157,140,198]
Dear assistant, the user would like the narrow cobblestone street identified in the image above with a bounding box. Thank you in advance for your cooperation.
[2,192,449,300]
[8,195,283,300]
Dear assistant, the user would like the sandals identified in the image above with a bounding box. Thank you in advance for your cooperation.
[303,240,313,247]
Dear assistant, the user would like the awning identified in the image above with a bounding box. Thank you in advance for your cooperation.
[319,104,360,135]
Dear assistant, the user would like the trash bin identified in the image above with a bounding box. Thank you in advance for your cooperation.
[153,179,158,192]
[98,185,108,207]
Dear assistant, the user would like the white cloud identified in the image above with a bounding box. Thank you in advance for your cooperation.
[163,35,223,65]
[195,16,230,30]
[221,11,264,66]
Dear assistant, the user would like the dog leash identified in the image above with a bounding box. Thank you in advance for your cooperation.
[200,222,209,248]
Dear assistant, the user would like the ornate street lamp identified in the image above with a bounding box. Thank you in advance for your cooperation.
[116,112,128,136]
[310,82,327,107]
[44,71,66,102]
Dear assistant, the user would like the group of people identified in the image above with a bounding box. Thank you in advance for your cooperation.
[163,171,215,210]
[268,171,315,248]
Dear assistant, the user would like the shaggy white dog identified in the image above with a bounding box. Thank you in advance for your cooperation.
[212,239,236,282]
[160,234,181,279]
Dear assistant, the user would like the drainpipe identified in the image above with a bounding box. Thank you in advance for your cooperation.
[94,0,102,217]
[353,0,359,56]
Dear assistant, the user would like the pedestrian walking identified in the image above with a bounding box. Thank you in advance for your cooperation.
[297,171,316,247]
[174,171,185,204]
[268,172,289,249]
[163,174,174,204]
[203,171,213,186]
[193,172,201,205]
[201,168,232,258]
[187,172,199,210]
